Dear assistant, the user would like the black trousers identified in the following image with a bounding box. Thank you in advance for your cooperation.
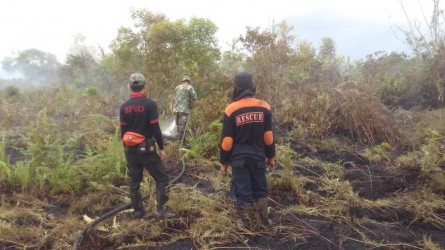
[231,158,268,211]
[125,150,170,208]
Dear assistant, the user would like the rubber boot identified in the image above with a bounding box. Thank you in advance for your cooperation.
[156,192,176,220]
[130,192,144,219]
[251,201,262,228]
[157,205,175,219]
[257,198,273,226]
[236,204,253,227]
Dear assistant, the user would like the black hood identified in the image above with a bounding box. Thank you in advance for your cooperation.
[232,71,256,101]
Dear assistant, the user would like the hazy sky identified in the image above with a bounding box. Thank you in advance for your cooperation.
[0,0,437,62]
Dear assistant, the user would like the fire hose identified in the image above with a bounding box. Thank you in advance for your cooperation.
[72,115,190,250]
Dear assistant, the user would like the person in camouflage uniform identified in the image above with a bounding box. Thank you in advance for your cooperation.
[173,76,197,143]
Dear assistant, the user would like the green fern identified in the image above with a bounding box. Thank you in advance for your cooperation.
[420,130,444,178]
[0,134,12,183]
[14,162,31,192]
[0,161,12,183]
[77,129,127,186]
[47,159,82,195]
[186,119,222,160]
[0,133,8,164]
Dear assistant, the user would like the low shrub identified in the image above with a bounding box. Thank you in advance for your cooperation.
[278,81,400,145]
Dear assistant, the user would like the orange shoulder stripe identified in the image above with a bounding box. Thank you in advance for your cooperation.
[224,98,271,117]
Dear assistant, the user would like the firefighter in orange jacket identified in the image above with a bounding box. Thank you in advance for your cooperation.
[219,71,275,226]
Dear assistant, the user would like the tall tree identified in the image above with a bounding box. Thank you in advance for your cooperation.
[108,9,221,108]
[238,22,299,111]
[146,16,220,97]
[110,10,166,76]
[315,37,341,85]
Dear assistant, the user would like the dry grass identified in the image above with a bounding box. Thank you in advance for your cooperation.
[278,81,400,145]
[391,190,445,229]
[0,194,84,249]
[423,235,443,250]
[330,81,400,145]
[1,81,445,249]
[69,186,129,215]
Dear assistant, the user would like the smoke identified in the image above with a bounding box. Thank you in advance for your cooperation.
[0,66,25,89]
[0,67,23,80]
[0,66,58,87]
[159,116,178,139]
[0,49,62,87]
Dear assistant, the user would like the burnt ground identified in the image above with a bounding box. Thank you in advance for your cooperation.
[1,144,444,250]
[293,148,444,249]
[343,163,420,200]
[162,149,443,249]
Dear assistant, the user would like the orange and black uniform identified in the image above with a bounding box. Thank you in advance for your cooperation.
[220,72,275,211]
[220,98,275,163]
[120,92,169,216]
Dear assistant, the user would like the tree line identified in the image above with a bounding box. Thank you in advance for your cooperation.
[2,2,445,112]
